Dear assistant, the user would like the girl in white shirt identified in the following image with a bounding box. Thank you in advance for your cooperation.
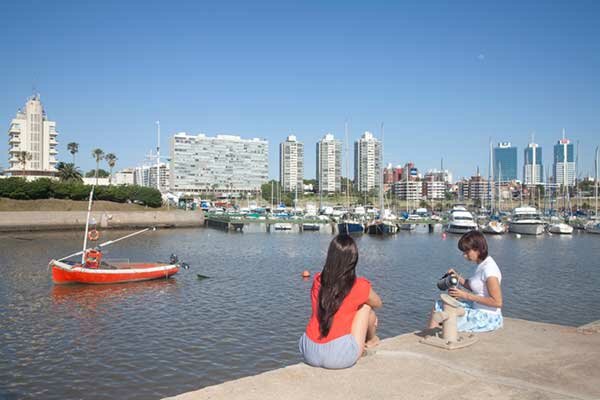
[427,231,503,332]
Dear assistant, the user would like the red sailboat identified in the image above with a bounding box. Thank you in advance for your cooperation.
[49,187,186,284]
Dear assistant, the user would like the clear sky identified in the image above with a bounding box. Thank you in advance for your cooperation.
[1,0,599,180]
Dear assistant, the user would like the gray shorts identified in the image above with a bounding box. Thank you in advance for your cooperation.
[298,332,360,369]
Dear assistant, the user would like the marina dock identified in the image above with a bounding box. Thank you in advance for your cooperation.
[164,318,600,400]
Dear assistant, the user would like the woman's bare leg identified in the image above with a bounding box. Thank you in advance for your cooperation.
[351,304,378,357]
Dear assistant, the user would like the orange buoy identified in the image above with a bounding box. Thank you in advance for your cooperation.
[88,229,100,241]
[302,270,310,278]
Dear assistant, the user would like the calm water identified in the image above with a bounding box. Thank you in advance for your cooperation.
[1,227,599,399]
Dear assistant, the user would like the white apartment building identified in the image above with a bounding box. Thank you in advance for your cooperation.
[279,135,304,193]
[316,133,342,193]
[7,94,58,177]
[354,131,381,193]
[423,180,446,200]
[134,163,169,191]
[170,132,268,193]
[523,141,543,185]
[114,168,135,186]
[393,181,422,201]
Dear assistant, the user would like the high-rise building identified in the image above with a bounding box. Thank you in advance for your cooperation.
[279,135,304,193]
[134,163,169,191]
[392,181,422,201]
[553,135,575,187]
[169,133,268,193]
[493,142,517,182]
[523,141,543,185]
[316,133,342,193]
[7,94,59,177]
[354,131,381,193]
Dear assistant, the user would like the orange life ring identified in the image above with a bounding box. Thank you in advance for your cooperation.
[88,229,100,241]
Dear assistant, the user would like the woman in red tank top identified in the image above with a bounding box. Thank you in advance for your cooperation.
[299,234,383,369]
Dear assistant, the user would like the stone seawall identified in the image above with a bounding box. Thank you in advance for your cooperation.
[0,210,204,232]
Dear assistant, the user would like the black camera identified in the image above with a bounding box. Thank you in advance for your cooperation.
[437,273,459,291]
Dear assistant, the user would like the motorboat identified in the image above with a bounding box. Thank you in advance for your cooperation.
[273,222,293,231]
[366,220,398,235]
[337,220,364,234]
[398,222,416,231]
[481,220,506,234]
[547,223,574,234]
[445,206,478,234]
[508,206,545,235]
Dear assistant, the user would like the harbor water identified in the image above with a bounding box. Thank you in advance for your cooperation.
[1,227,600,399]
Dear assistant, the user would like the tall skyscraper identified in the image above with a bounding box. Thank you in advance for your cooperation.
[553,134,575,187]
[7,94,59,177]
[493,142,517,182]
[279,135,304,193]
[316,133,342,193]
[523,141,543,185]
[169,132,268,193]
[354,131,381,193]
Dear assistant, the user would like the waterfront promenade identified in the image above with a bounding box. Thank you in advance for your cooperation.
[165,318,600,400]
[0,210,204,232]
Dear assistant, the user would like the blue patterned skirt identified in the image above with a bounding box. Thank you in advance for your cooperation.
[434,300,503,332]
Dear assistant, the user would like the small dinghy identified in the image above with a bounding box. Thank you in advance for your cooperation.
[547,222,574,234]
[50,251,180,285]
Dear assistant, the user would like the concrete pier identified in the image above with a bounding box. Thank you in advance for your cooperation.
[0,210,204,232]
[165,318,600,400]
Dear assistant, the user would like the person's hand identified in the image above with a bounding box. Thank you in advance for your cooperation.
[448,287,469,301]
[447,269,463,285]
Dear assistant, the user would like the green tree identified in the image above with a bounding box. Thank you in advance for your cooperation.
[56,162,83,183]
[67,142,79,164]
[104,153,117,185]
[91,148,105,185]
[85,169,109,178]
[17,151,32,176]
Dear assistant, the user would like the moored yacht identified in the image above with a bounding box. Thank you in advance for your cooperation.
[445,206,478,234]
[508,206,545,235]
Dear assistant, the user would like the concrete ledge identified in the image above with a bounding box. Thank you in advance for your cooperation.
[165,318,600,400]
[0,211,204,232]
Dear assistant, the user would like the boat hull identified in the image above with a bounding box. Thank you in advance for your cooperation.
[547,223,574,234]
[508,222,545,235]
[445,223,478,234]
[366,222,398,235]
[481,222,506,234]
[51,260,179,284]
[338,223,364,234]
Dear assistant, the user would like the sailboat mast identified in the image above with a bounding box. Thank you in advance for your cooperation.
[345,120,350,209]
[81,186,95,264]
[380,123,384,218]
[595,146,599,218]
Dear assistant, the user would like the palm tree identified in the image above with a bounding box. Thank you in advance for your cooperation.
[105,153,117,185]
[17,151,32,176]
[67,142,79,164]
[91,148,105,185]
[56,162,83,182]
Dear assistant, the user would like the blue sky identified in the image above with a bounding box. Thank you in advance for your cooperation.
[1,0,599,180]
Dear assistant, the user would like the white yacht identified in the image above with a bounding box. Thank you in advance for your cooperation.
[445,206,478,234]
[508,207,545,235]
[547,217,574,234]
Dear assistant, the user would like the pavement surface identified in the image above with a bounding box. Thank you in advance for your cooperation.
[165,318,600,400]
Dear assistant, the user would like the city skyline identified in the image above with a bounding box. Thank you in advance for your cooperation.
[1,1,599,180]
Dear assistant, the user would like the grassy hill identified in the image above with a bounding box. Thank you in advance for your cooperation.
[0,197,169,212]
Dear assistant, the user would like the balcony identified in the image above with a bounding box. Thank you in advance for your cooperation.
[9,136,21,144]
[49,148,58,154]
[8,125,21,133]
[49,138,58,145]
[9,147,22,153]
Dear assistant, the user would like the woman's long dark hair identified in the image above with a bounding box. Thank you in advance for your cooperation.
[317,234,359,338]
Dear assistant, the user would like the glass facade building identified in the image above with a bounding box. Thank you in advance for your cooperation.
[493,142,517,182]
[523,143,543,185]
[553,138,575,186]
[169,133,268,193]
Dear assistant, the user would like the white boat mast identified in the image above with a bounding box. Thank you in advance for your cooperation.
[379,123,385,219]
[595,146,599,218]
[81,186,95,264]
[156,120,161,192]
